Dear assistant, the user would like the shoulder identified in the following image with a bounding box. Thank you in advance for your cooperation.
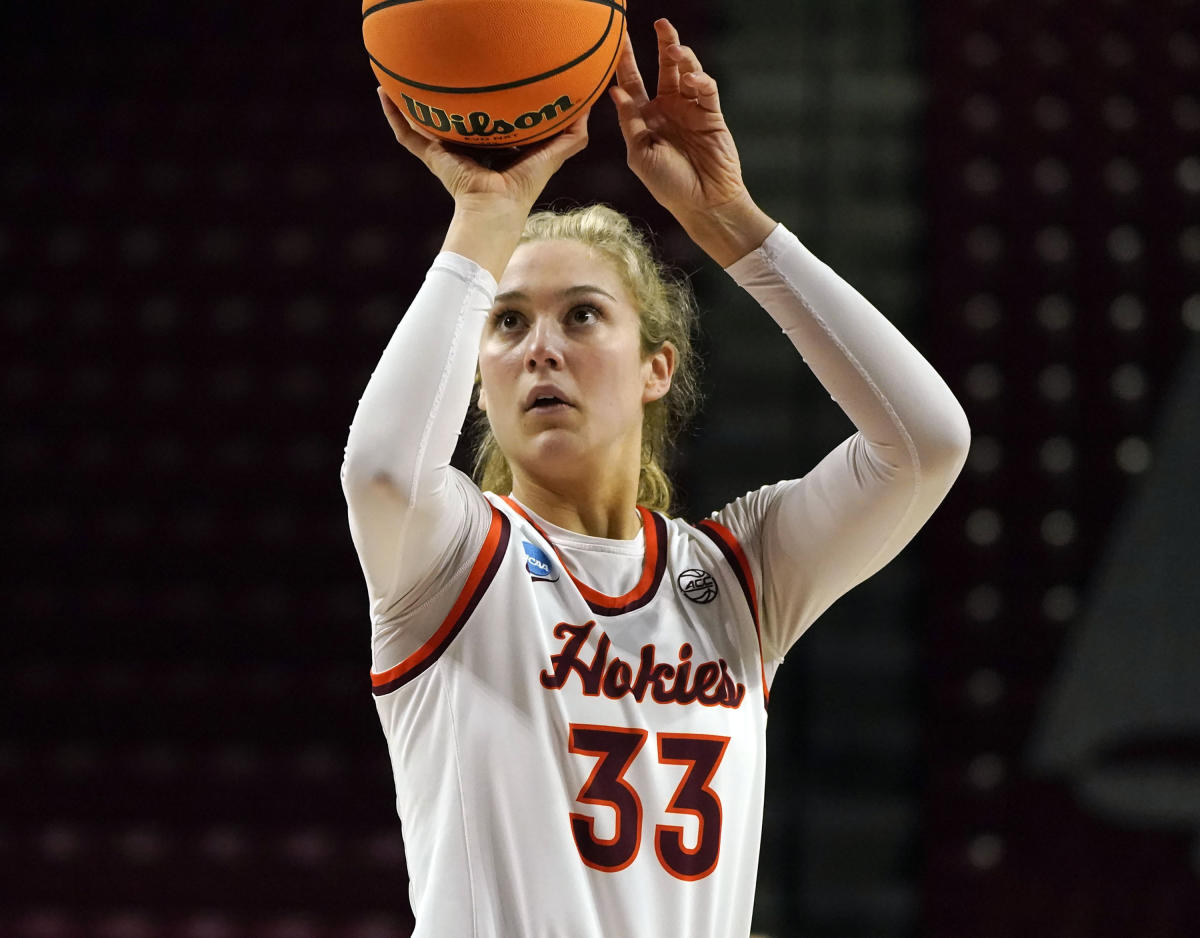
[656,481,803,589]
[705,479,803,549]
[677,479,807,605]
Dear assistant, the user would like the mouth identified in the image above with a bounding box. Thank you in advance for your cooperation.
[524,386,575,412]
[526,395,573,413]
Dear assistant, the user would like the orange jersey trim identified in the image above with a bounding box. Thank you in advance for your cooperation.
[695,519,769,708]
[500,496,667,616]
[370,507,511,696]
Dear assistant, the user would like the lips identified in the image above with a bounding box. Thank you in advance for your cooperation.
[524,384,574,411]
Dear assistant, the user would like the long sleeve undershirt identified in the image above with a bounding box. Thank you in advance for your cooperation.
[341,224,970,671]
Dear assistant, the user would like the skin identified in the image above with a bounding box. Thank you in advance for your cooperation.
[476,239,675,538]
[379,18,776,538]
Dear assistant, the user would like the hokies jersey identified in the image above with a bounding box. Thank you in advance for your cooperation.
[371,493,771,938]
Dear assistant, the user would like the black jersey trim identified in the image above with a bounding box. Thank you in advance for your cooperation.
[583,510,668,617]
[695,519,769,708]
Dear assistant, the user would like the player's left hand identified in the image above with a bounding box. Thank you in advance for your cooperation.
[610,19,774,265]
[610,18,743,216]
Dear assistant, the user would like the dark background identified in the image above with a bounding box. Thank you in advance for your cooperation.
[3,1,1199,936]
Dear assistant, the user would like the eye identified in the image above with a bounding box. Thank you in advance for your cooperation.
[492,309,524,331]
[568,305,600,325]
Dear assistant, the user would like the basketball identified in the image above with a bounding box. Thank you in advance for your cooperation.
[363,0,627,148]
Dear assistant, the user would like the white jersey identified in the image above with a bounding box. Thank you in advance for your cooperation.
[372,494,771,938]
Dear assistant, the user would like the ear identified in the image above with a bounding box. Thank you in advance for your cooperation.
[477,384,488,412]
[642,341,676,404]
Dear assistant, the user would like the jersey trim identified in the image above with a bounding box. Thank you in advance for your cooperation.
[370,507,512,696]
[499,496,668,617]
[695,519,769,708]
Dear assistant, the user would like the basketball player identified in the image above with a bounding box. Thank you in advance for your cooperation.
[342,19,969,938]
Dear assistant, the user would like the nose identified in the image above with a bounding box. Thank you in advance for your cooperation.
[524,318,562,371]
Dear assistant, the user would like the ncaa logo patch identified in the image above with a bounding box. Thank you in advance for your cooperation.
[522,541,559,582]
[678,568,718,604]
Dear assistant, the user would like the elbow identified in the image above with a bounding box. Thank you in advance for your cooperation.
[341,420,405,493]
[923,401,972,484]
[340,447,408,506]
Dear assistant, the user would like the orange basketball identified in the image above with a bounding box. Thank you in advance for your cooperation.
[363,0,627,148]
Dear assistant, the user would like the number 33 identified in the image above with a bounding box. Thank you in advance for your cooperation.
[567,723,729,881]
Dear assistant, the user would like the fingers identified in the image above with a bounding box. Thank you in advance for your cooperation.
[505,108,591,176]
[608,84,650,154]
[654,18,681,97]
[653,19,720,113]
[614,30,650,108]
[545,108,592,162]
[680,69,722,114]
[378,86,438,160]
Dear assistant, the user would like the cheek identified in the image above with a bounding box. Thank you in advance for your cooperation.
[477,349,514,413]
[477,343,502,382]
[590,353,648,414]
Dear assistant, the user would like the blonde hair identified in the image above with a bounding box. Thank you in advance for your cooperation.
[471,204,701,514]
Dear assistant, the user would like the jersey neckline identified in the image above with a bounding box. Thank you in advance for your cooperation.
[499,495,668,616]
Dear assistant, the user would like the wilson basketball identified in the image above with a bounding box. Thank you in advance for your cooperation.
[363,0,627,148]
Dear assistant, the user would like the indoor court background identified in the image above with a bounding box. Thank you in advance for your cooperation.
[3,1,1199,936]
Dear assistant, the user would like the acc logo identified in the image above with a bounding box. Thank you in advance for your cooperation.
[678,569,718,604]
[522,541,559,582]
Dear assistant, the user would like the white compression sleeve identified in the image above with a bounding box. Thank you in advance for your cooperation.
[341,252,496,626]
[717,224,970,661]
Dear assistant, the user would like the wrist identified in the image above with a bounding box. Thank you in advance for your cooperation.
[452,192,532,220]
[675,193,777,268]
[442,198,531,281]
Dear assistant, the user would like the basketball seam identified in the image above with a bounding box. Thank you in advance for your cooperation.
[362,0,625,22]
[468,11,623,148]
[365,1,625,95]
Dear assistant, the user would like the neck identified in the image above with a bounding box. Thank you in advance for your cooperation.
[509,466,643,540]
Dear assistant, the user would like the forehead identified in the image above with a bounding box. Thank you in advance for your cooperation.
[497,239,630,303]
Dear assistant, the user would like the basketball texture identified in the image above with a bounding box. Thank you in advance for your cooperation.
[363,0,627,147]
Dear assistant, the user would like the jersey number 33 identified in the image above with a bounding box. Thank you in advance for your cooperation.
[568,723,729,881]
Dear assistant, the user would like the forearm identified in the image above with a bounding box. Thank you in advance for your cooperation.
[727,224,970,472]
[344,192,533,488]
[342,253,493,495]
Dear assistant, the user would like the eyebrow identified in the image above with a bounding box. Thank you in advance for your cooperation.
[493,285,618,304]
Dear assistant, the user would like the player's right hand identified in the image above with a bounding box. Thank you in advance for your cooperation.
[379,87,590,212]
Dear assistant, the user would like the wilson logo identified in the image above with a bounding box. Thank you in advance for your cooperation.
[400,92,573,139]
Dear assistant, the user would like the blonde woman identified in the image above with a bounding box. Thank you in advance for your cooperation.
[342,19,969,938]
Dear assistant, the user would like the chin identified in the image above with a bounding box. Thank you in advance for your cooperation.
[528,435,586,466]
[510,433,594,480]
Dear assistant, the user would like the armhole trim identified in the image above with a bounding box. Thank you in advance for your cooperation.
[370,507,511,696]
[696,519,769,708]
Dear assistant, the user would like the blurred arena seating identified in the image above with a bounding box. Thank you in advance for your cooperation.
[923,1,1200,935]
